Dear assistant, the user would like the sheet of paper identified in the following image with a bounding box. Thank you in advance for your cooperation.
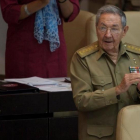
[35,81,72,92]
[36,85,71,92]
[5,76,72,92]
[5,76,56,86]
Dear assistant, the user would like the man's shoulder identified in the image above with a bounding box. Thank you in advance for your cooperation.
[125,43,140,54]
[76,41,99,58]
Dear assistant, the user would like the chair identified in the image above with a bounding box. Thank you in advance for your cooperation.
[122,11,140,46]
[63,10,96,76]
[116,105,140,140]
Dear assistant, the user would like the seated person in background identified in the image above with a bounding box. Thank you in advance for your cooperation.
[105,0,140,11]
[0,0,79,78]
[70,5,140,140]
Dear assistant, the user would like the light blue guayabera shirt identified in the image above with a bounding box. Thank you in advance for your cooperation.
[34,0,61,52]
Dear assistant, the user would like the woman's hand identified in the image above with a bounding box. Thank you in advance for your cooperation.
[115,73,140,95]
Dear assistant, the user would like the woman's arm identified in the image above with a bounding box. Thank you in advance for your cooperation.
[58,0,80,21]
[19,0,50,20]
[58,0,73,19]
[0,0,50,24]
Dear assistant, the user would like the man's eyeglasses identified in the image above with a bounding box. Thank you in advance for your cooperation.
[97,26,122,34]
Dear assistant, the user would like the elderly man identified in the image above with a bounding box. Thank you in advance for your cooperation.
[70,5,140,140]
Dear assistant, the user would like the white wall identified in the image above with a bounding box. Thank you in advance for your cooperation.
[0,11,7,75]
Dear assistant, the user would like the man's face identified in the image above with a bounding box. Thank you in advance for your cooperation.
[96,13,128,53]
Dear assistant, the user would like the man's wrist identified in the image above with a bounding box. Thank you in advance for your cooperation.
[58,0,67,3]
[115,86,121,96]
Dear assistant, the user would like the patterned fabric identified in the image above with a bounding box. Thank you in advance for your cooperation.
[34,0,61,52]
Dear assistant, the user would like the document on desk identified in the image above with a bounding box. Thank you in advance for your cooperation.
[36,82,72,92]
[5,76,72,92]
[5,76,56,86]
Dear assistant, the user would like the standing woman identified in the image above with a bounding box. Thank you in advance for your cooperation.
[0,0,79,78]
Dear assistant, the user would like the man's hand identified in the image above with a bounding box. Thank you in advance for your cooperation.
[116,73,140,95]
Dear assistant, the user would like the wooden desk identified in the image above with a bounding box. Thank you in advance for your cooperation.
[0,90,78,140]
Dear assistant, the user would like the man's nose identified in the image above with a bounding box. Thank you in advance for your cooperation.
[105,29,112,37]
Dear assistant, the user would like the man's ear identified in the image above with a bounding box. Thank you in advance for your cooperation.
[122,26,129,38]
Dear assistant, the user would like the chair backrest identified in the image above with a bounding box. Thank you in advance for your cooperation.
[131,0,140,6]
[63,10,96,76]
[116,105,140,140]
[122,11,140,46]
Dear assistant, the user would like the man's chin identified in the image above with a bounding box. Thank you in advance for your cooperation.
[102,44,114,51]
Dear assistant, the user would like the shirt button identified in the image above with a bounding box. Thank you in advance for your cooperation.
[101,80,104,84]
[110,100,113,104]
[116,70,119,73]
[120,100,123,103]
[119,100,123,103]
[99,133,102,137]
[78,98,81,104]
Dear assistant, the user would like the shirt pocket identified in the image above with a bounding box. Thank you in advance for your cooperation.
[92,75,113,90]
[87,124,114,138]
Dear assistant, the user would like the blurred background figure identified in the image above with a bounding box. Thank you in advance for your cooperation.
[80,0,140,13]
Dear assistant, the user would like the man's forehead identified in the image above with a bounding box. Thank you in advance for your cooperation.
[98,13,122,25]
[99,13,121,20]
[100,22,120,27]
